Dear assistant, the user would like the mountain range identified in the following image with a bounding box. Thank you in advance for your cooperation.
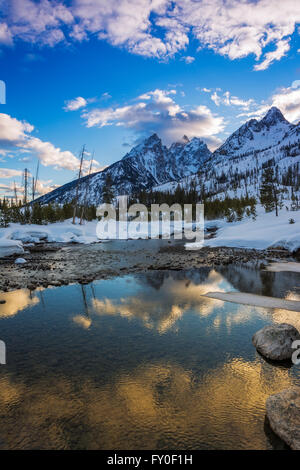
[37,107,300,206]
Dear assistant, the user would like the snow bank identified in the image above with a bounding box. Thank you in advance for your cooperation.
[0,239,24,258]
[203,291,300,312]
[0,220,102,257]
[187,206,300,252]
[1,205,299,257]
[0,219,200,257]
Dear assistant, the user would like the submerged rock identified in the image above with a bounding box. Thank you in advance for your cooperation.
[252,323,300,360]
[266,388,300,450]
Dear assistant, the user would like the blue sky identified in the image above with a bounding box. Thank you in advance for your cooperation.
[0,0,300,199]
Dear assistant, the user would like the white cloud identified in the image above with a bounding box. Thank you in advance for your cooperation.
[22,137,81,171]
[269,85,300,123]
[211,91,221,107]
[0,22,13,45]
[0,112,83,171]
[3,0,73,46]
[0,168,22,178]
[210,90,253,110]
[253,39,290,71]
[292,80,300,89]
[82,88,224,148]
[101,92,112,101]
[0,0,299,69]
[34,179,60,196]
[64,96,88,111]
[238,81,300,123]
[181,55,195,64]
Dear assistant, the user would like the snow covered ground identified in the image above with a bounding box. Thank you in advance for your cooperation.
[0,220,101,257]
[0,218,196,258]
[0,206,299,258]
[188,206,300,252]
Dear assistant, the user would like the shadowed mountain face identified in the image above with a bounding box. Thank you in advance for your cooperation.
[212,107,293,161]
[36,107,300,205]
[36,134,211,205]
[154,107,300,200]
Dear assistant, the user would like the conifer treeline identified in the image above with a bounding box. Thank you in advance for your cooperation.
[0,198,97,227]
[1,162,299,227]
[130,185,257,221]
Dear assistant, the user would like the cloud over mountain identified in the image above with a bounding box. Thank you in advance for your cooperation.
[82,88,224,148]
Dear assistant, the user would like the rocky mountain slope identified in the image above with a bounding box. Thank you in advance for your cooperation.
[155,107,300,201]
[36,134,211,205]
[36,107,300,206]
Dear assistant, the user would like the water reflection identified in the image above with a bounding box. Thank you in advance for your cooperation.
[0,289,40,318]
[0,265,299,449]
[91,270,227,333]
[0,358,296,450]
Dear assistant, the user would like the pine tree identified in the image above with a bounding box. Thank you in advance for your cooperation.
[259,167,280,216]
[0,197,10,227]
[102,173,114,204]
[31,203,43,224]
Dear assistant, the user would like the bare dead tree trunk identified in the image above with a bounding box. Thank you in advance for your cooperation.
[72,145,85,225]
[80,152,94,225]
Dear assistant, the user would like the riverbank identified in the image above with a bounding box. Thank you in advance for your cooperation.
[0,240,295,292]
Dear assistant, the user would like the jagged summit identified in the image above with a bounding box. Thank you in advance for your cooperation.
[260,106,288,126]
[213,107,293,160]
[37,132,211,205]
[144,133,161,145]
[36,105,300,207]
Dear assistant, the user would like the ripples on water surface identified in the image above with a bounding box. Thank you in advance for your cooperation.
[0,265,299,449]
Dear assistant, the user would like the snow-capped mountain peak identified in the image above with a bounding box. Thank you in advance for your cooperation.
[260,106,288,127]
[37,132,211,205]
[36,107,300,208]
[213,107,293,161]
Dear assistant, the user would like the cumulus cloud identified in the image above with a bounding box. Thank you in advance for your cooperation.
[63,96,87,111]
[0,112,84,171]
[0,22,13,45]
[34,179,60,196]
[0,168,22,178]
[210,90,254,110]
[238,81,300,124]
[181,55,195,64]
[253,39,290,71]
[82,88,224,148]
[0,0,73,46]
[0,0,299,69]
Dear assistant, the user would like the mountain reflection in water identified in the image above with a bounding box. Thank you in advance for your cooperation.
[0,265,299,450]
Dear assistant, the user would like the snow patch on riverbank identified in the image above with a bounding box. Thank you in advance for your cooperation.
[189,207,300,252]
[0,206,300,258]
[0,220,100,257]
[0,238,24,258]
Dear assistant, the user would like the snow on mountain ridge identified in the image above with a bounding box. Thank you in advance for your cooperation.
[212,106,293,162]
[36,132,211,205]
[36,107,300,206]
